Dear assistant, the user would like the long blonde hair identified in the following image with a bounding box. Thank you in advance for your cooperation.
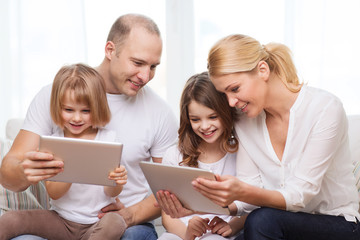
[208,34,302,93]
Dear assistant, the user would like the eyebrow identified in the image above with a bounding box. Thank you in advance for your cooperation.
[131,57,160,66]
[224,84,232,91]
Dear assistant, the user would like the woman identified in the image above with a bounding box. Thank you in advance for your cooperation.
[158,34,360,240]
[191,34,360,239]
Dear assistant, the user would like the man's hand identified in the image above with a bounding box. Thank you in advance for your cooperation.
[22,151,64,184]
[98,197,131,228]
[0,130,64,191]
[98,197,125,219]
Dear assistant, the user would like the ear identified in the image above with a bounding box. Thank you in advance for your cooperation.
[257,60,270,82]
[104,41,116,60]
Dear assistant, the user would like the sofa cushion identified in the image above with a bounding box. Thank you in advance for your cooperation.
[354,161,360,198]
[0,182,49,215]
[348,115,360,166]
[1,118,49,215]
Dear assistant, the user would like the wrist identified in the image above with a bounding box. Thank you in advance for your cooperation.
[119,208,135,227]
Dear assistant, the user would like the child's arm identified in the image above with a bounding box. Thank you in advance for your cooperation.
[104,165,127,197]
[161,210,187,239]
[45,181,72,200]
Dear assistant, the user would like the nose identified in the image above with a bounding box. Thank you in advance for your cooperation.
[73,112,82,122]
[137,67,152,84]
[228,96,238,108]
[200,120,211,130]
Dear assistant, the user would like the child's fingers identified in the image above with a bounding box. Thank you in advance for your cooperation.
[115,165,126,173]
[115,179,127,185]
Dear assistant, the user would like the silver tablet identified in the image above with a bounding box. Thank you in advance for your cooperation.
[140,161,230,215]
[39,135,123,186]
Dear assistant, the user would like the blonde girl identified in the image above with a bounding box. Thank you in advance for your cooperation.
[0,63,127,240]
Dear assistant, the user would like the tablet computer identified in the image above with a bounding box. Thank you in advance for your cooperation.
[139,161,230,215]
[39,135,123,186]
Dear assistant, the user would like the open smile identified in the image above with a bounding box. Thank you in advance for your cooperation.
[70,123,84,128]
[240,102,248,111]
[201,129,216,138]
[129,80,142,87]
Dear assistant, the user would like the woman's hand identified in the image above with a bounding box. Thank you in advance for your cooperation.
[155,190,194,218]
[192,175,242,207]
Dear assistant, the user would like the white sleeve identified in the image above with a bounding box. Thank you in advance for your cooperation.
[150,104,178,159]
[22,84,57,136]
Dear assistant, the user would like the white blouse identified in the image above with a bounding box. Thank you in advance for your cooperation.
[234,86,360,222]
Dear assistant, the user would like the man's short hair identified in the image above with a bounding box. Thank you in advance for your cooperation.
[106,13,161,50]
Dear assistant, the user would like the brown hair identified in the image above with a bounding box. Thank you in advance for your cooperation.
[178,72,239,168]
[107,13,161,55]
[50,63,111,128]
[208,34,302,92]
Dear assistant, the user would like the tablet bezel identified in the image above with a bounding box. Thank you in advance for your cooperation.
[139,161,230,215]
[39,135,123,186]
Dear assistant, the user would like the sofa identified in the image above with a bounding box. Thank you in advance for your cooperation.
[1,116,360,232]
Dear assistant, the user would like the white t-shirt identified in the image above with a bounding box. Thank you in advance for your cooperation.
[234,86,360,222]
[23,85,178,207]
[49,128,118,224]
[162,145,236,225]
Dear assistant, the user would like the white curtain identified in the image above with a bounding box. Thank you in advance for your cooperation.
[1,0,359,138]
[0,0,166,138]
[0,0,87,137]
[192,0,360,115]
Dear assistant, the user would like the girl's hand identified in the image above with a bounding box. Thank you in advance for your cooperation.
[155,190,194,218]
[185,216,210,240]
[209,216,232,237]
[108,165,127,185]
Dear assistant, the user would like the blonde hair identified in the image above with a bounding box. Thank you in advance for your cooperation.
[50,63,111,128]
[208,34,302,92]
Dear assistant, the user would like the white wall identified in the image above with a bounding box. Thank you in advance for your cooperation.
[1,0,359,138]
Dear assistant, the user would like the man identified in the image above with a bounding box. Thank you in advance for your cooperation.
[0,14,178,239]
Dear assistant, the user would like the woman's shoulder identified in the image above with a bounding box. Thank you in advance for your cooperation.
[296,86,345,118]
[301,86,343,107]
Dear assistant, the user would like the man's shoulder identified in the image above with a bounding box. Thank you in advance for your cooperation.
[138,86,173,112]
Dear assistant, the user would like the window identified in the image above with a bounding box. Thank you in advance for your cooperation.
[1,0,359,138]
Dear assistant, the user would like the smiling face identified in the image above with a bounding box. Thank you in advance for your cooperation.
[187,100,224,145]
[211,70,267,118]
[105,27,162,96]
[61,90,96,138]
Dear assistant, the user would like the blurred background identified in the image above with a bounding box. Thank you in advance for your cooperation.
[1,0,359,138]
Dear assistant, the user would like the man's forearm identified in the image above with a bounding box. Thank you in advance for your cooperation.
[0,154,30,192]
[120,194,161,227]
